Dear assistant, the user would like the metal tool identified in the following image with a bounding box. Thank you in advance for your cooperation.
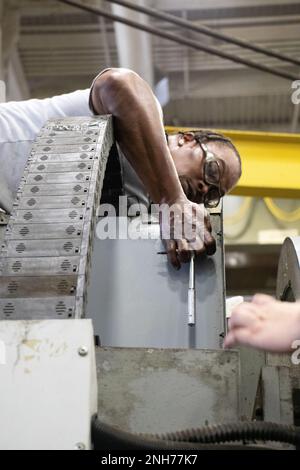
[188,252,196,326]
[157,250,196,326]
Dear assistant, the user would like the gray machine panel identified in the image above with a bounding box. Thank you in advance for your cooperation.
[87,208,226,350]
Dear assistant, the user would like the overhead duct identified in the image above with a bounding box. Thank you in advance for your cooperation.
[111,0,153,87]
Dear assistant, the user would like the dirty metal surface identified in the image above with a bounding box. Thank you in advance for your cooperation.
[0,319,97,450]
[96,347,240,433]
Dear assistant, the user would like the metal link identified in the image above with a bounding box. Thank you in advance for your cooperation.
[17,195,88,210]
[0,115,113,320]
[34,152,96,163]
[0,256,81,276]
[22,183,90,196]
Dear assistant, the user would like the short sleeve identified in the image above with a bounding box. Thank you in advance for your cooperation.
[89,68,113,115]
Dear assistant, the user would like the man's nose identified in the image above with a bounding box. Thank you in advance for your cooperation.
[193,181,209,204]
[198,181,210,195]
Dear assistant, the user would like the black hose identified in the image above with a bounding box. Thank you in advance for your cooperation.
[153,422,300,446]
[92,417,299,450]
[57,0,299,82]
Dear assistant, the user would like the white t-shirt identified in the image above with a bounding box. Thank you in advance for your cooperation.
[0,89,91,212]
[0,70,162,212]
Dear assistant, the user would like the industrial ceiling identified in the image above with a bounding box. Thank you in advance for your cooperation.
[3,0,300,131]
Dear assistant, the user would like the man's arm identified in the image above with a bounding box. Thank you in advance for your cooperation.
[91,68,182,205]
[0,89,91,143]
[91,68,215,268]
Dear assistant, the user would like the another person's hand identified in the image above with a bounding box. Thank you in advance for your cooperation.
[224,294,300,353]
[160,194,216,269]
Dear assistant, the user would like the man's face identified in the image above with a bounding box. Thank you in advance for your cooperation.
[168,133,241,205]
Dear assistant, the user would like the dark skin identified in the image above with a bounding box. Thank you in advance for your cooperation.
[91,68,241,269]
[167,133,240,204]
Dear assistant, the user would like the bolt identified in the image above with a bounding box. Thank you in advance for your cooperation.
[75,442,86,450]
[78,346,88,357]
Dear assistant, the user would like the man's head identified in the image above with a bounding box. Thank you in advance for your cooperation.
[167,130,242,206]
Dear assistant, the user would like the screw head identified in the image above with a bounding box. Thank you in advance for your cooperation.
[75,442,86,450]
[78,346,88,357]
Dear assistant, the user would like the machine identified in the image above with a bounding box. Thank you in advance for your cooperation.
[0,115,299,450]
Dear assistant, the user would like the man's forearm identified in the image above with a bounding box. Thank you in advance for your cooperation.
[91,68,185,204]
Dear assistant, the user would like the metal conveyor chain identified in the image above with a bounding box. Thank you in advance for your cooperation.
[0,116,113,320]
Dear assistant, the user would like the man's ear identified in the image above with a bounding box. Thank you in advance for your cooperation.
[183,132,195,142]
[178,131,194,146]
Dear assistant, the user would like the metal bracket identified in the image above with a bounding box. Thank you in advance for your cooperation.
[276,237,300,301]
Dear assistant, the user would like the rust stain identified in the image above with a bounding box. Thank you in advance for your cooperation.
[51,342,68,357]
[24,355,35,362]
[22,339,42,352]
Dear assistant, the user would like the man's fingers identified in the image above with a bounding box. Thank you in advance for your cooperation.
[166,239,181,270]
[204,211,212,231]
[224,328,252,349]
[190,237,205,256]
[252,294,274,306]
[229,306,256,329]
[175,237,206,265]
[204,231,216,255]
[202,211,216,255]
[223,330,236,349]
[176,239,191,264]
[160,200,217,269]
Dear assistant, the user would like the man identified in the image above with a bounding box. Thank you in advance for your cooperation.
[0,67,242,268]
[224,294,300,353]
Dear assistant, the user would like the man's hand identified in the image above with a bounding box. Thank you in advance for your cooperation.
[160,194,216,269]
[224,294,300,353]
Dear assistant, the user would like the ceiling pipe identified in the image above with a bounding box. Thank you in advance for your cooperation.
[57,0,299,82]
[103,0,300,68]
